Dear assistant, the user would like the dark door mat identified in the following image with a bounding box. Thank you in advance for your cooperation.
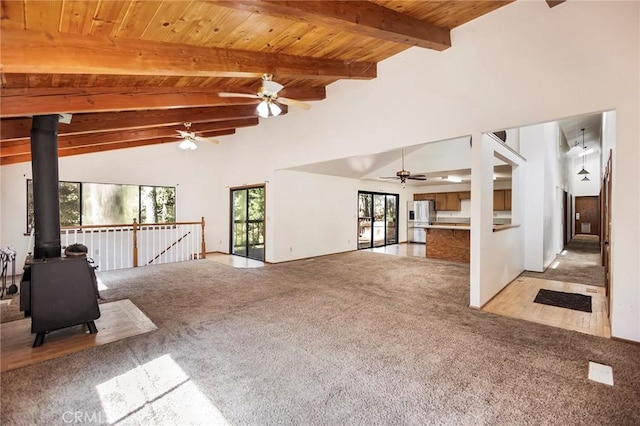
[533,289,592,312]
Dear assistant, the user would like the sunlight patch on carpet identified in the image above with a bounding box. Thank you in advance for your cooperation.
[588,361,614,386]
[97,354,230,424]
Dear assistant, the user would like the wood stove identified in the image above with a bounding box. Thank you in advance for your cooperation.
[19,115,101,348]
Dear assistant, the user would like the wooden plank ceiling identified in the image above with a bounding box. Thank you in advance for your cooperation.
[0,0,512,165]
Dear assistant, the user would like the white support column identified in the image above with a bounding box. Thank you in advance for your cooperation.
[470,132,492,308]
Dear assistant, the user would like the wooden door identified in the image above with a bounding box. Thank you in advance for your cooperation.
[575,196,600,236]
[563,190,568,248]
[602,150,612,306]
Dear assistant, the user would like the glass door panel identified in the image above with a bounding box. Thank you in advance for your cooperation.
[231,189,247,256]
[231,186,265,260]
[386,195,397,244]
[247,187,265,261]
[358,191,399,249]
[358,193,373,249]
[373,194,386,247]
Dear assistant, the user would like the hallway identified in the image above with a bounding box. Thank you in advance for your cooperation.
[521,234,605,287]
[483,235,610,338]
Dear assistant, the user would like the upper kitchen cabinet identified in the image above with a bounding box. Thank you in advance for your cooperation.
[493,189,512,211]
[434,192,461,211]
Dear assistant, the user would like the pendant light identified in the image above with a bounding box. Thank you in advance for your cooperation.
[577,128,590,175]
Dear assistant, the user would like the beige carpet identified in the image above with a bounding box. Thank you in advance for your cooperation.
[522,234,605,287]
[1,251,639,425]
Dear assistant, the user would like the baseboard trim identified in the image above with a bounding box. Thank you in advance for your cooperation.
[611,336,640,346]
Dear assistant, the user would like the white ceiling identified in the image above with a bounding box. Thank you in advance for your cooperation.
[285,112,604,187]
[558,113,603,154]
[285,136,513,187]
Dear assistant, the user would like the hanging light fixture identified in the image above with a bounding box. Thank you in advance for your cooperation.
[577,128,590,175]
[581,175,590,181]
[257,99,282,118]
[179,138,197,150]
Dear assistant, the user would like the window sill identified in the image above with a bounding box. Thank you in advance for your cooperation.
[493,224,520,232]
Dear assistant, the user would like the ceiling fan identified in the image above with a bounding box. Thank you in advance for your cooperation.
[379,149,427,187]
[219,74,311,118]
[175,122,219,150]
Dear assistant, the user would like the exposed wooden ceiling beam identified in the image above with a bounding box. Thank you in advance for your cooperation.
[212,1,451,51]
[0,86,323,117]
[1,119,257,157]
[545,1,565,8]
[1,130,236,166]
[0,104,286,140]
[1,28,376,79]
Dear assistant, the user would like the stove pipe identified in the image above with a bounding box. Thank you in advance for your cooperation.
[30,115,62,259]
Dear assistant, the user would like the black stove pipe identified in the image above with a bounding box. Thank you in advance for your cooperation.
[30,115,62,259]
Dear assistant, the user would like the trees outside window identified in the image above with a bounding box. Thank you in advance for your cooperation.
[27,180,176,231]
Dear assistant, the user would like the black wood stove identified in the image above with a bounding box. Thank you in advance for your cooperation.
[19,115,101,348]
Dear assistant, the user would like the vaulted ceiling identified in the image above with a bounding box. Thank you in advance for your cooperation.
[0,0,518,166]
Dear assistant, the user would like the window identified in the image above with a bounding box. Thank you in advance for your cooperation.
[27,180,81,231]
[27,180,175,231]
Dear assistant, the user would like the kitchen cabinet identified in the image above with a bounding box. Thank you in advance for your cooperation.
[414,193,435,201]
[458,191,471,200]
[493,189,512,211]
[504,189,512,210]
[415,191,462,210]
[446,192,461,210]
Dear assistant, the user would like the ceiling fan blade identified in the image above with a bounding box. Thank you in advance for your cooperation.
[277,97,311,110]
[194,136,220,144]
[379,176,399,180]
[407,176,427,180]
[262,79,284,95]
[176,130,191,138]
[218,92,259,99]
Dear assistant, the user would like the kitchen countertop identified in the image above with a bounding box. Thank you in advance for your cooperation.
[422,223,519,232]
[423,224,471,231]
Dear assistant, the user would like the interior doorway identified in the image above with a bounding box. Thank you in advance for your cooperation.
[575,196,600,237]
[230,185,265,261]
[358,191,398,249]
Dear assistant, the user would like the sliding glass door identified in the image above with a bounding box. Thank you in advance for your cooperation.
[358,191,398,249]
[231,185,265,261]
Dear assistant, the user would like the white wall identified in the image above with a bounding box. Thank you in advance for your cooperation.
[0,143,220,269]
[571,153,601,196]
[272,170,410,262]
[1,1,638,340]
[520,122,565,271]
[470,133,525,307]
[543,123,564,268]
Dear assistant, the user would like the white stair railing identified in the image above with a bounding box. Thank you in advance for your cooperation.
[60,217,206,272]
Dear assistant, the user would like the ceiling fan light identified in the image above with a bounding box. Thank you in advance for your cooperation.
[179,139,197,150]
[257,101,269,118]
[269,102,282,117]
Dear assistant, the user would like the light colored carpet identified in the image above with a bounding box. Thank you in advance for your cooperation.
[1,251,639,425]
[521,235,605,287]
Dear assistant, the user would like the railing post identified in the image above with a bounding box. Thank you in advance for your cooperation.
[132,218,139,267]
[201,216,206,259]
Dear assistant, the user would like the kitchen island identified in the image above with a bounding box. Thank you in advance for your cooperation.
[424,224,471,263]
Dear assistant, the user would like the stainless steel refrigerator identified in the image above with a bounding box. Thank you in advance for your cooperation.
[407,200,436,243]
